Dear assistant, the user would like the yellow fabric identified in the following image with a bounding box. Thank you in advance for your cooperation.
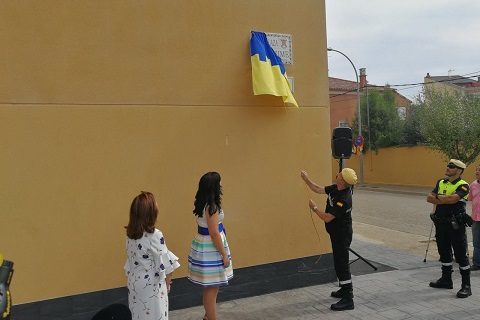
[438,179,469,200]
[250,54,298,108]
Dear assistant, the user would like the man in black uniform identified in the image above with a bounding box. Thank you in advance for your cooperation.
[427,159,472,298]
[300,168,357,311]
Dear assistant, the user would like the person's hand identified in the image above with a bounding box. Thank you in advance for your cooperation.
[309,199,317,211]
[222,255,230,268]
[166,280,172,293]
[301,170,309,182]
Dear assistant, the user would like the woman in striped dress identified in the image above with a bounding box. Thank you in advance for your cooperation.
[188,172,233,320]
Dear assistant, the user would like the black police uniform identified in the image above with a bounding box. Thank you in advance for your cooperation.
[324,184,354,307]
[430,177,471,298]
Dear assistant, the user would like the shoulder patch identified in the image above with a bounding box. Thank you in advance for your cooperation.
[336,202,344,207]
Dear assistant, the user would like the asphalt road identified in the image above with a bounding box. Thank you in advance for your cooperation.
[351,188,473,259]
[354,189,433,237]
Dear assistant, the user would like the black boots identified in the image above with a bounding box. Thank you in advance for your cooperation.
[330,284,354,311]
[429,265,453,289]
[457,284,472,298]
[430,266,472,298]
[331,297,354,311]
[330,286,349,298]
[456,269,472,298]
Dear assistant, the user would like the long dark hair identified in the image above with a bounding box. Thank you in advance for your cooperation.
[125,191,158,239]
[193,172,222,217]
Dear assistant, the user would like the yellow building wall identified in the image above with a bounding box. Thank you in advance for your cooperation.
[0,1,331,304]
[333,146,479,187]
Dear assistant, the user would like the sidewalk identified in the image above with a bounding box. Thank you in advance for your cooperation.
[170,185,480,320]
[171,241,480,320]
[171,238,480,320]
[356,183,432,197]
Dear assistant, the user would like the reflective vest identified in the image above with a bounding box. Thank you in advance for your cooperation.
[437,178,469,201]
[435,178,469,218]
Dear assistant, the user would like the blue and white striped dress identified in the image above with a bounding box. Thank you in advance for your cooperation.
[188,209,233,287]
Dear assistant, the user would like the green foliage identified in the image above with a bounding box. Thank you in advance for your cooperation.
[401,103,427,145]
[417,89,480,165]
[352,88,403,152]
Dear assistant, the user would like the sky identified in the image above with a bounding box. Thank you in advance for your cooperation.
[325,0,480,101]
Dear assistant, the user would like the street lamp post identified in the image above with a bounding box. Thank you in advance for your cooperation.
[327,47,364,185]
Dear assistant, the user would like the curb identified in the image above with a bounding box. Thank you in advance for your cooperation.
[357,185,430,197]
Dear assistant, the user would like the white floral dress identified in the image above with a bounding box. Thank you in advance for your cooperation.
[125,229,180,320]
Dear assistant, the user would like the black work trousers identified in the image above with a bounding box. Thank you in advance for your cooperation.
[435,221,469,267]
[329,225,353,282]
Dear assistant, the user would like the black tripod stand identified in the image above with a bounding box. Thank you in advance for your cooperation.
[339,158,377,271]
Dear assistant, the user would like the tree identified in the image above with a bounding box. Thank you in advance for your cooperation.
[401,102,427,146]
[417,88,480,165]
[352,88,402,152]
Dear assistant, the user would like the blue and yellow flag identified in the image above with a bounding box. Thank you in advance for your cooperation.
[250,31,298,107]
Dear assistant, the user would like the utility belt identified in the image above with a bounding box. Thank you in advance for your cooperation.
[430,212,473,229]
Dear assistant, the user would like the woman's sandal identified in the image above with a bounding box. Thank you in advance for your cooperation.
[203,314,208,320]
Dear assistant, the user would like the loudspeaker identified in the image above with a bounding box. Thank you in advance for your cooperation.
[331,127,353,159]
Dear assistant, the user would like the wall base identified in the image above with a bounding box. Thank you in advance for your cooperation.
[12,254,335,319]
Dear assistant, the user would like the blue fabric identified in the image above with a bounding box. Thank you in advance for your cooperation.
[250,31,285,74]
[249,31,298,107]
[198,223,225,235]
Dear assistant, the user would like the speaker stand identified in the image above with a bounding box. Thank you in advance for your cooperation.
[348,248,377,270]
[339,159,377,271]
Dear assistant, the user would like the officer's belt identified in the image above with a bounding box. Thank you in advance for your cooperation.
[430,211,459,223]
[431,215,454,223]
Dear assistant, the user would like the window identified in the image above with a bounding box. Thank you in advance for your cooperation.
[397,107,406,120]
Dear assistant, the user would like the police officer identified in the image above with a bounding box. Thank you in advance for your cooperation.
[427,159,472,298]
[300,168,357,311]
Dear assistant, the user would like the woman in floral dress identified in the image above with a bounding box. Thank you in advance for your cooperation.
[125,191,180,320]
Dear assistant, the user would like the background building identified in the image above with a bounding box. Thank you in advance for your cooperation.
[329,71,411,130]
[424,73,480,95]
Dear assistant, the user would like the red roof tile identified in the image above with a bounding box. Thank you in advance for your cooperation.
[329,77,357,91]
